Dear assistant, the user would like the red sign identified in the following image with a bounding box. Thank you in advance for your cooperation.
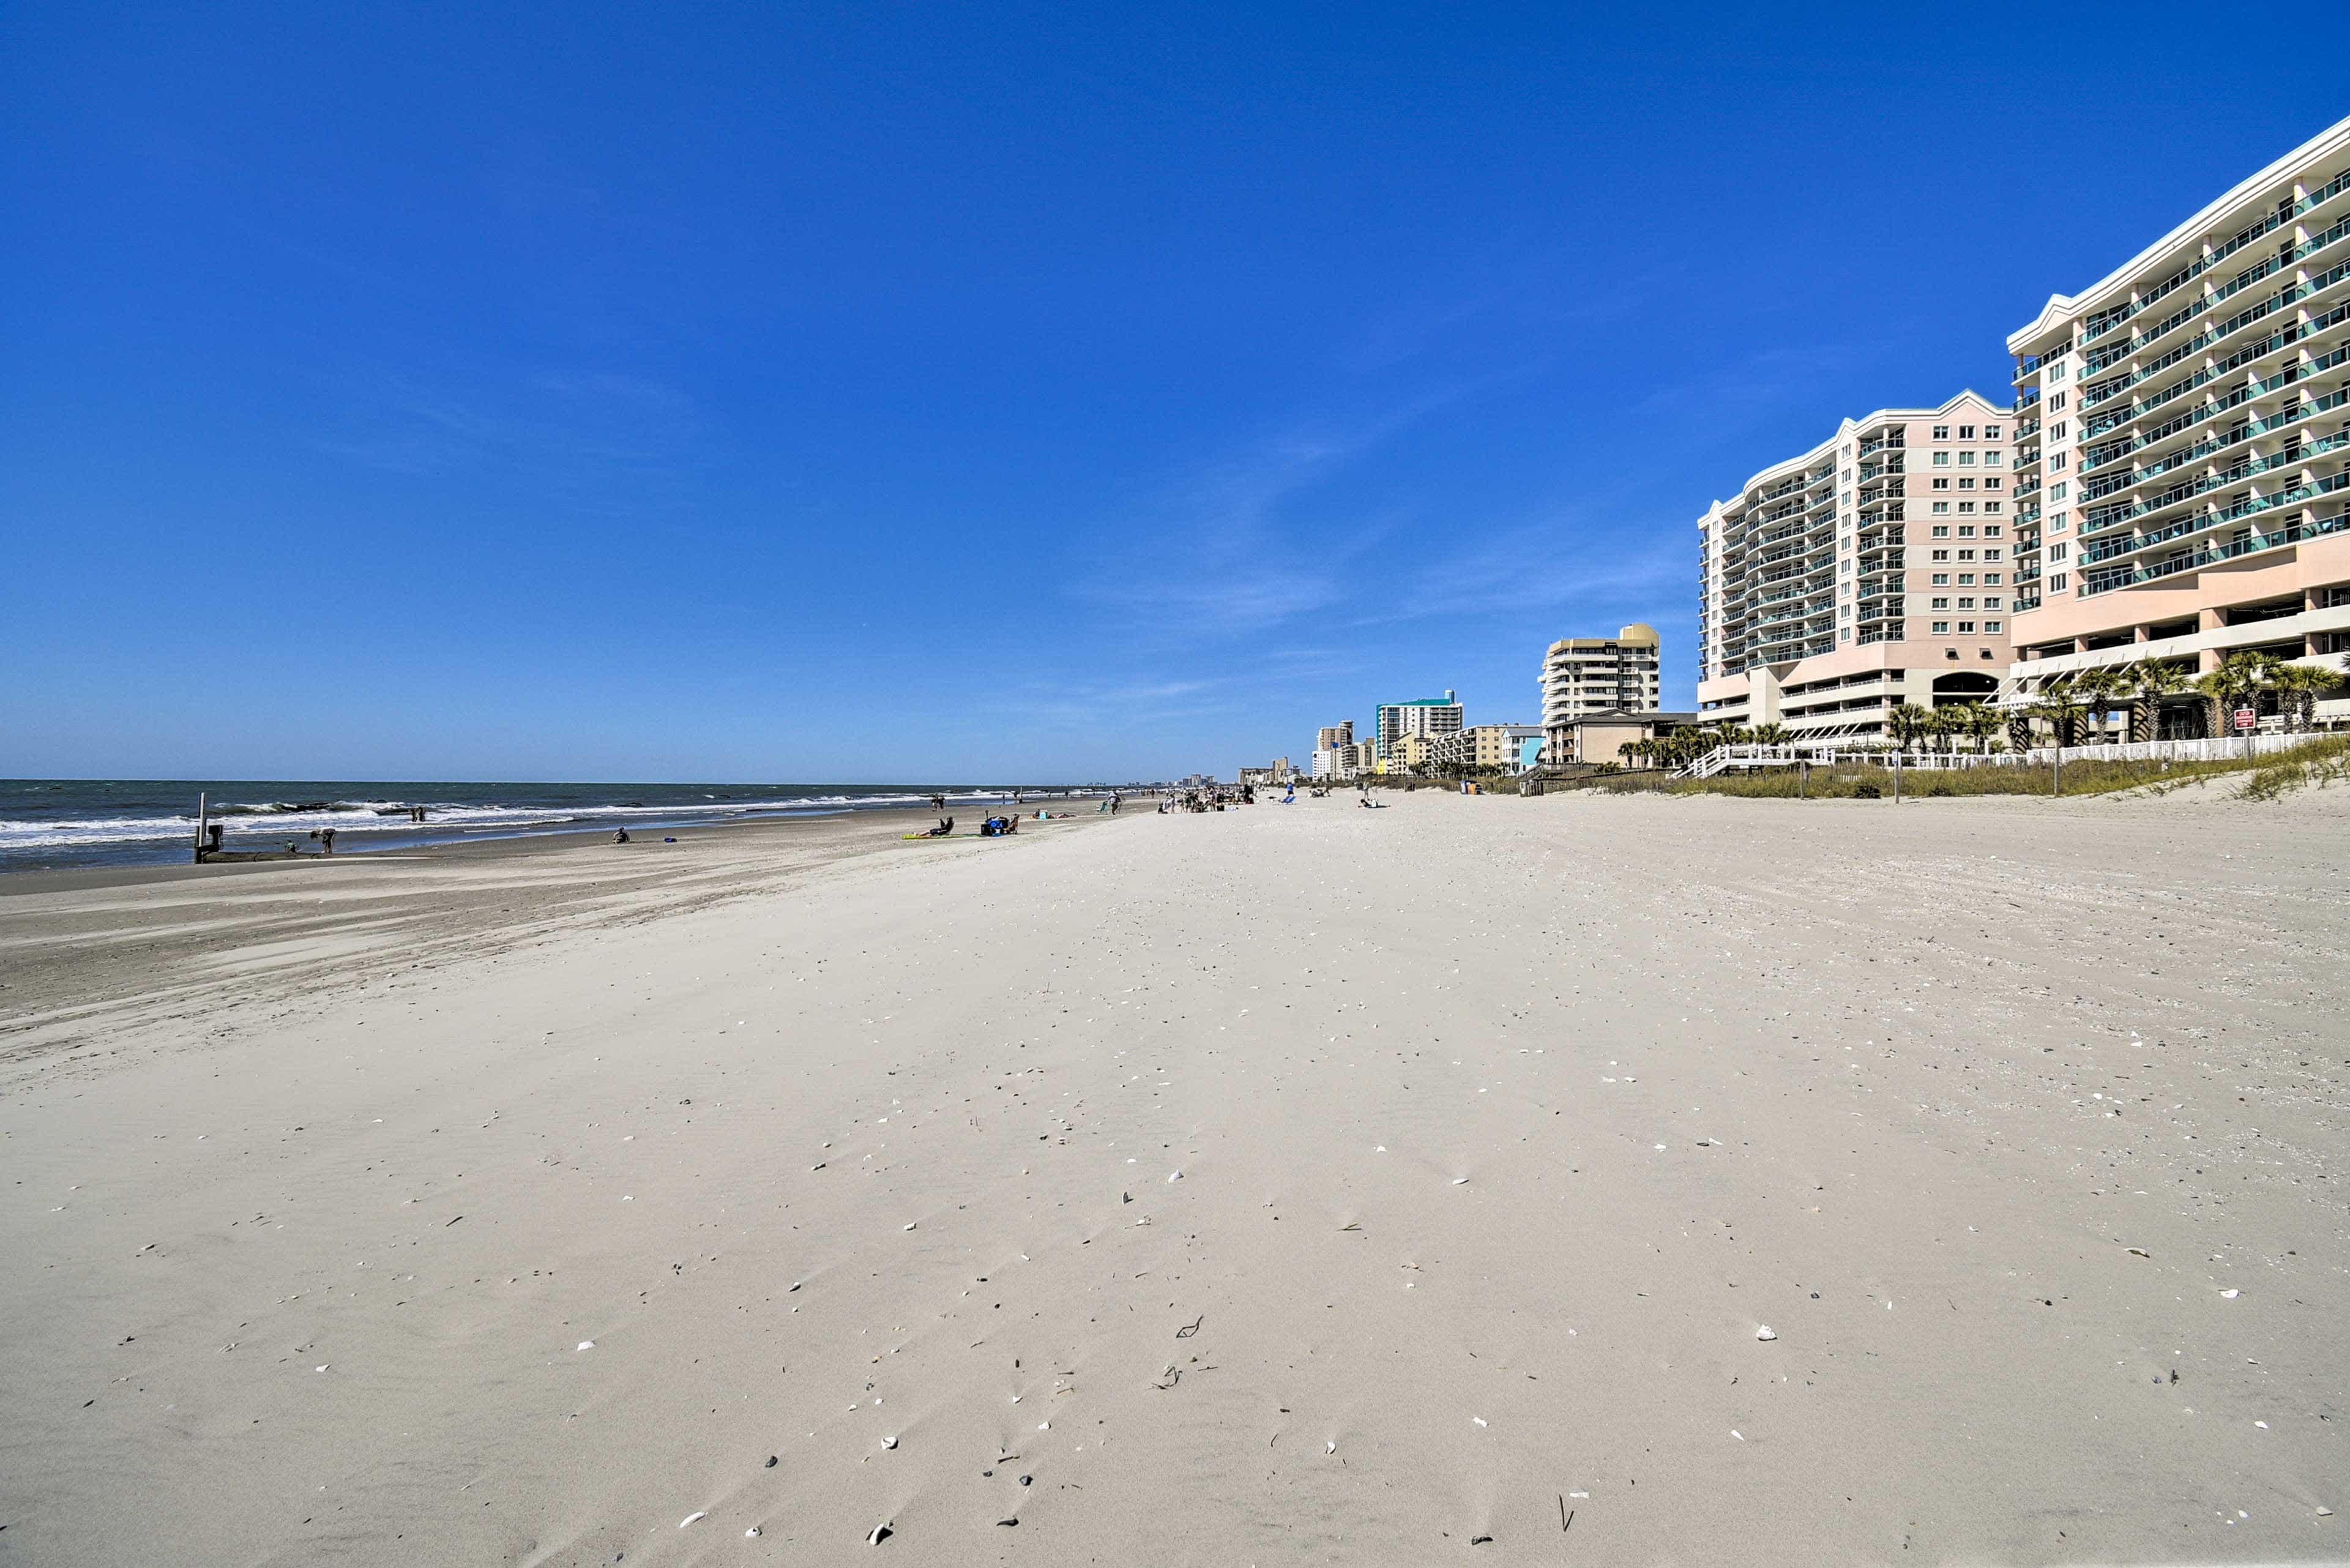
[2233,707,2257,733]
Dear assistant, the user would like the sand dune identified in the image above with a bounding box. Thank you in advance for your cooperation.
[1,790,2343,1564]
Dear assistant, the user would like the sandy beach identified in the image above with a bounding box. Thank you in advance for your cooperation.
[1,788,2344,1565]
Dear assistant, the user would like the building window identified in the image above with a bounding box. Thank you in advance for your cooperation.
[2050,573,2067,591]
[1959,478,1976,491]
[1931,501,1950,514]
[1985,501,2002,512]
[1933,452,1951,466]
[1932,525,1950,537]
[1959,451,1977,466]
[1931,572,1949,585]
[1933,477,1950,490]
[1958,501,1976,514]
[1932,425,1950,439]
[1958,425,1976,439]
[1957,621,1977,633]
[2051,419,2067,436]
[1931,548,1950,561]
[2050,454,2066,471]
[1958,597,1976,610]
[1958,572,1976,584]
[1932,596,1950,609]
[2050,482,2067,499]
[1932,620,1950,633]
[2048,510,2067,531]
[2048,362,2066,381]
[1984,572,2002,584]
[1985,477,2002,490]
[1985,620,2002,633]
[2049,542,2067,561]
[1983,547,2001,560]
[1958,549,1977,561]
[1984,425,2002,439]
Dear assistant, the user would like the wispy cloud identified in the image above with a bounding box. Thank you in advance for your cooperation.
[1072,390,1471,644]
[311,367,704,499]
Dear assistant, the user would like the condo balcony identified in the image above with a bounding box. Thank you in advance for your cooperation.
[2076,211,2350,375]
[2081,255,2350,416]
[2083,469,2350,563]
[2078,165,2350,346]
[2081,379,2349,479]
[2081,431,2347,536]
[2082,417,2349,510]
[2083,293,2350,438]
[2079,504,2348,596]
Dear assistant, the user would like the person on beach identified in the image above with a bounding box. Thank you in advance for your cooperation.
[613,827,631,844]
[320,827,336,855]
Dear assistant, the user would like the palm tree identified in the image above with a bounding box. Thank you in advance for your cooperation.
[1963,701,2003,754]
[1750,722,1791,747]
[1885,703,1931,756]
[2268,662,2338,733]
[2031,676,2085,748]
[2196,651,2281,739]
[2070,666,2129,745]
[1925,706,1960,755]
[2122,659,2192,742]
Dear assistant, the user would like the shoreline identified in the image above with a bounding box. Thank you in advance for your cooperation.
[0,799,1125,1050]
[0,781,1132,878]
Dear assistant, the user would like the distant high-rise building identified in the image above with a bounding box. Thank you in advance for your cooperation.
[1374,692,1462,758]
[1316,722,1354,752]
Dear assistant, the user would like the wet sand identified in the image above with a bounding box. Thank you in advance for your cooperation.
[1,788,2344,1564]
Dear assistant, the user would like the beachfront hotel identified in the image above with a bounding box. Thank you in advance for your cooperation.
[1538,624,1660,763]
[2000,115,2350,731]
[1696,395,2016,739]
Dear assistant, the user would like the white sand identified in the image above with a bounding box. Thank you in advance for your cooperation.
[2,790,2344,1564]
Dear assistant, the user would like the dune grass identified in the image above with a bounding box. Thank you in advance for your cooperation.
[2236,734,2350,801]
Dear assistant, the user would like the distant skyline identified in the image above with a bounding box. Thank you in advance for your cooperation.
[5,5,2341,780]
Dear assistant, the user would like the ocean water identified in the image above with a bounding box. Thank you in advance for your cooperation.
[0,779,1100,873]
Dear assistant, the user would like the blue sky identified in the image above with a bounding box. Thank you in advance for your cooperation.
[4,5,2340,782]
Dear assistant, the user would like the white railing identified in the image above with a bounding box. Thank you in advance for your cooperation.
[2012,733,2311,767]
[1678,731,2319,778]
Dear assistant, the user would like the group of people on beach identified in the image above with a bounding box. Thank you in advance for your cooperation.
[1161,783,1254,813]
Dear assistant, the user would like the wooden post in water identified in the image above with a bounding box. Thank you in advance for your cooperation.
[195,791,207,863]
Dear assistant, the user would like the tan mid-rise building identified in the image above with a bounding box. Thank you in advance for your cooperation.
[1540,625,1660,764]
